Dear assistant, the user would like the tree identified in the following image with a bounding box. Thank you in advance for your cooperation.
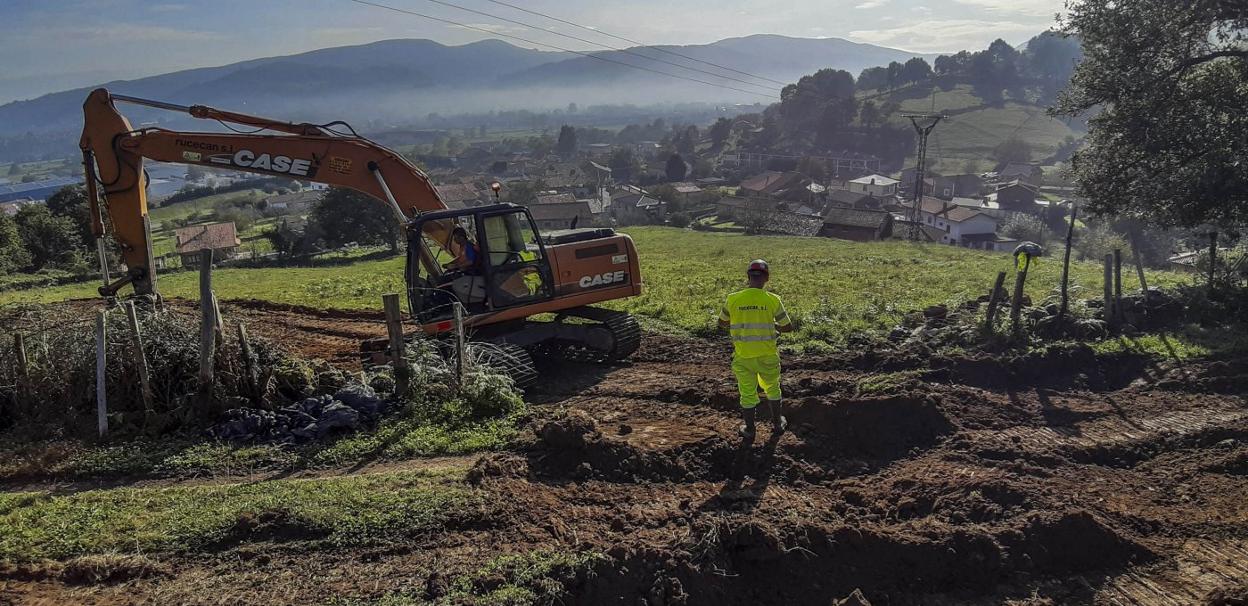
[1000,213,1054,246]
[308,188,401,253]
[709,118,733,146]
[1054,0,1248,226]
[900,57,933,84]
[504,179,546,206]
[993,136,1032,165]
[14,205,83,271]
[857,66,889,91]
[6,163,18,176]
[859,100,882,129]
[665,154,688,182]
[44,185,94,246]
[0,213,30,275]
[556,125,578,158]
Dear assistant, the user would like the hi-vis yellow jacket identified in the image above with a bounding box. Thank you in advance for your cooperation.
[719,288,792,358]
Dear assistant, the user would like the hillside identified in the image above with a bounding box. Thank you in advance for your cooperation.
[509,34,934,88]
[877,83,1084,174]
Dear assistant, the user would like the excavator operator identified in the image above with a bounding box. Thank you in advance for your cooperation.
[443,227,481,273]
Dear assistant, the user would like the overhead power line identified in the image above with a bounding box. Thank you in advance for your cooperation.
[417,0,778,94]
[345,0,779,100]
[479,0,791,88]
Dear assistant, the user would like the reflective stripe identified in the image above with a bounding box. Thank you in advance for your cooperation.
[732,334,776,342]
[730,322,775,330]
[775,311,790,321]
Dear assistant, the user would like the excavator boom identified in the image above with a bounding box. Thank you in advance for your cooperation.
[80,88,446,295]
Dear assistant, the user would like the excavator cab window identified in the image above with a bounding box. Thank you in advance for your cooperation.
[480,210,551,308]
[406,206,553,324]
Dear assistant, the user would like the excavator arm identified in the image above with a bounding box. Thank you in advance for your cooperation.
[80,88,450,297]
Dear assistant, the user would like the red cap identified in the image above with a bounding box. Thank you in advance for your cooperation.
[747,259,769,276]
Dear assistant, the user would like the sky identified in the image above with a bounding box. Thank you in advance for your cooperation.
[0,0,1064,103]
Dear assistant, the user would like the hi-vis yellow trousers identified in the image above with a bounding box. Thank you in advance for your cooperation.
[731,353,782,408]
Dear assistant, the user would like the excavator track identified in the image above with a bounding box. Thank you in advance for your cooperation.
[540,307,640,363]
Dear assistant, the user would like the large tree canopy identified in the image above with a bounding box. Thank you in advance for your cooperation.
[1055,0,1248,226]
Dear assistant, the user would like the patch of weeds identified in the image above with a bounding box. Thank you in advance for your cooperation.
[339,550,607,606]
[855,370,923,396]
[158,442,300,476]
[436,550,606,605]
[0,468,477,561]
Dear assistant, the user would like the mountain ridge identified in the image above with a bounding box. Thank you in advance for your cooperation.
[0,35,933,136]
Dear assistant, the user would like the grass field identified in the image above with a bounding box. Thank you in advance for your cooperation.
[0,227,1188,350]
[0,467,476,561]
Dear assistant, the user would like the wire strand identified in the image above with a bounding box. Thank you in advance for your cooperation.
[417,0,779,93]
[480,0,791,87]
[344,0,779,100]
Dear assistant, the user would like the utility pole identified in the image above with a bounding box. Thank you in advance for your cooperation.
[903,113,946,240]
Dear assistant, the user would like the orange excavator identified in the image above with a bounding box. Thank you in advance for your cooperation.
[80,89,641,377]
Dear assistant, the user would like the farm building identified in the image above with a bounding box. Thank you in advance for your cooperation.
[0,176,79,203]
[820,207,894,242]
[175,221,241,266]
[990,180,1041,213]
[263,190,321,214]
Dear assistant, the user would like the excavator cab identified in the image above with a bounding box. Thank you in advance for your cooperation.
[405,204,554,324]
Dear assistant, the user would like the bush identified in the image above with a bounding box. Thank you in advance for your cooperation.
[668,212,692,228]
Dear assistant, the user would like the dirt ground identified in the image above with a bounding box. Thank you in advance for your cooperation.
[2,300,1247,605]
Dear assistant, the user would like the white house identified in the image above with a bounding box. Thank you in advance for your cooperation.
[847,174,899,197]
[917,197,999,246]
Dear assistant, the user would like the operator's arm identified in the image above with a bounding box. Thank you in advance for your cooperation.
[717,303,730,331]
[775,299,795,333]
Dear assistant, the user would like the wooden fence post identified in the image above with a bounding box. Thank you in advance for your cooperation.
[123,301,154,422]
[1103,254,1115,327]
[13,333,28,382]
[1208,231,1219,287]
[453,302,467,381]
[1113,248,1124,322]
[382,294,410,394]
[211,292,225,346]
[984,271,1007,330]
[95,309,108,438]
[238,323,260,404]
[1009,259,1030,333]
[1058,203,1077,320]
[1131,232,1149,295]
[14,333,28,412]
[197,250,216,410]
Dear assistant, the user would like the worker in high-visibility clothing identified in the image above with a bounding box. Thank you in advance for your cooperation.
[718,259,794,438]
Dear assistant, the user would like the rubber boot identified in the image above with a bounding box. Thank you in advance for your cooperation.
[768,399,788,433]
[738,406,756,438]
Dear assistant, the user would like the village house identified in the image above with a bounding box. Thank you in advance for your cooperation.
[846,174,899,197]
[738,171,809,199]
[820,207,894,242]
[915,198,1002,247]
[998,163,1044,184]
[989,180,1041,214]
[435,183,489,209]
[535,192,577,206]
[613,191,667,225]
[529,201,592,231]
[175,221,241,266]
